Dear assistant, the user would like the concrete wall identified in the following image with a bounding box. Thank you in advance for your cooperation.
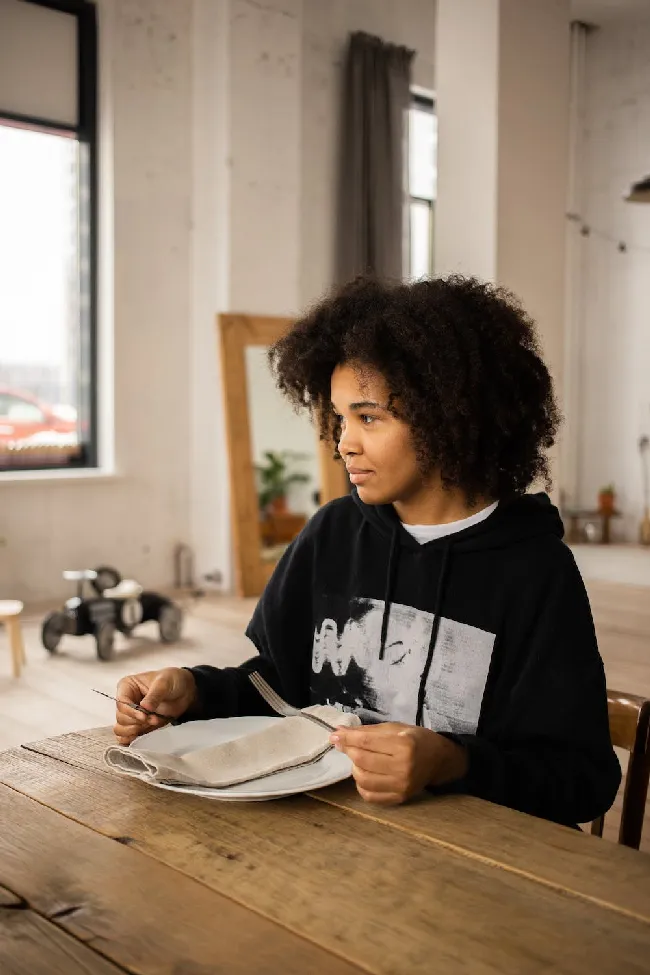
[1,0,435,602]
[496,0,570,410]
[191,0,435,595]
[1,0,193,602]
[435,0,570,499]
[574,12,650,537]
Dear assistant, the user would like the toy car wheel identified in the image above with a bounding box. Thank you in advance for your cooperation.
[42,611,67,654]
[158,604,183,643]
[120,598,143,632]
[95,621,116,661]
[91,565,121,596]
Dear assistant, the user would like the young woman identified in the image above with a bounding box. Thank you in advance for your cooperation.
[114,276,620,826]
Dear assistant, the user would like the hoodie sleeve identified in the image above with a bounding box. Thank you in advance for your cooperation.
[186,521,316,720]
[439,548,621,827]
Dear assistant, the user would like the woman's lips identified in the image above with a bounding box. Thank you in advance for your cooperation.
[348,469,374,485]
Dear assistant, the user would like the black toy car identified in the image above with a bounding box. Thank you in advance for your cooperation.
[41,565,183,660]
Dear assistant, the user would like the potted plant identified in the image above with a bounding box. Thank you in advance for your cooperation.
[255,450,310,514]
[597,484,616,516]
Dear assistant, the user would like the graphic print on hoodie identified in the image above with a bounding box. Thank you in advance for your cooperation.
[310,599,495,734]
[189,490,621,826]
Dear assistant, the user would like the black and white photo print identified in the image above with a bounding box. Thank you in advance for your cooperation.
[310,597,495,733]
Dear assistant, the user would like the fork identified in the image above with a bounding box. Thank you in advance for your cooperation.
[92,688,179,725]
[248,672,339,732]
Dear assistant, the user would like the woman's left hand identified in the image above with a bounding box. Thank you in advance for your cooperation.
[330,722,468,806]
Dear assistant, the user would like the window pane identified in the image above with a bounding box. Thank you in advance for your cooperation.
[410,200,432,280]
[409,104,437,202]
[0,123,85,467]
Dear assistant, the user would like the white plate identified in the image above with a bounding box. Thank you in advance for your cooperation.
[132,715,353,802]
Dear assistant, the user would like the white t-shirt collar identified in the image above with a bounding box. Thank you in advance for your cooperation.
[400,501,499,545]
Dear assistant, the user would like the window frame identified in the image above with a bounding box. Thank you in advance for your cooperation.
[408,91,436,281]
[0,0,98,472]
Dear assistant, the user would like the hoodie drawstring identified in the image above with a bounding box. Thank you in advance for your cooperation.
[416,540,452,726]
[378,530,454,727]
[378,527,401,660]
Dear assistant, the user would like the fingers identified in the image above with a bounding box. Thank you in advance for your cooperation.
[351,764,404,805]
[112,718,139,745]
[356,786,403,806]
[112,714,168,745]
[139,670,179,713]
[331,723,409,756]
[344,746,393,775]
[116,675,146,707]
[113,676,170,744]
[113,704,142,743]
[351,766,393,792]
[114,705,167,732]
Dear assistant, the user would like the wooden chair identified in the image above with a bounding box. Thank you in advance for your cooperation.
[0,599,26,678]
[591,689,650,850]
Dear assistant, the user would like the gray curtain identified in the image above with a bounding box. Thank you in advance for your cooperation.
[337,32,415,284]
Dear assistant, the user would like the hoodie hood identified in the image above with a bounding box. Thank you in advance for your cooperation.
[353,490,565,553]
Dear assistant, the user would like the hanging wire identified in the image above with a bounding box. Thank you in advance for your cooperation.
[566,212,650,254]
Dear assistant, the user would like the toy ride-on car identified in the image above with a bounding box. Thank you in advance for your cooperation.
[41,565,183,661]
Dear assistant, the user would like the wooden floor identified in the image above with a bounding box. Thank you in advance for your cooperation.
[0,594,256,752]
[0,581,648,850]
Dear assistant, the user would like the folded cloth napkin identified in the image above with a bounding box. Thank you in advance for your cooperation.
[103,705,360,788]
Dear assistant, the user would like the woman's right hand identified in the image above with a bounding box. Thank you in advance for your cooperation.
[113,667,198,745]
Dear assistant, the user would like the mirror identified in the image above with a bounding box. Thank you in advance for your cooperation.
[245,345,318,564]
[219,314,349,597]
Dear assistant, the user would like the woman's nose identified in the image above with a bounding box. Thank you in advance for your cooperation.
[338,425,359,458]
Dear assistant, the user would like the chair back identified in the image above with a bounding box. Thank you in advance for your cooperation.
[591,690,650,850]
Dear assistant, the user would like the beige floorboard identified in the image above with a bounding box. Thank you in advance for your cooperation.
[0,583,648,850]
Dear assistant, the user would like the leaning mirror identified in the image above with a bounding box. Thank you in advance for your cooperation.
[218,314,349,597]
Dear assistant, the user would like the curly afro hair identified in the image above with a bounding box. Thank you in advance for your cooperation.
[269,276,561,501]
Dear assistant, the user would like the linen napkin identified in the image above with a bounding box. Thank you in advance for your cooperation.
[103,705,360,788]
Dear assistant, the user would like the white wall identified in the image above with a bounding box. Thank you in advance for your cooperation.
[574,13,650,537]
[191,0,435,594]
[0,0,193,602]
[435,0,570,500]
[496,0,570,410]
[1,0,436,602]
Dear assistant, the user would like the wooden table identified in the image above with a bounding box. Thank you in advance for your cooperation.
[1,729,650,974]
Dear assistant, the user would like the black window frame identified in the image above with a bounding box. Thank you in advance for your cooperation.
[0,0,98,472]
[408,91,436,280]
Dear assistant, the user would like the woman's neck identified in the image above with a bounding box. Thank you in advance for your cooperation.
[393,478,492,526]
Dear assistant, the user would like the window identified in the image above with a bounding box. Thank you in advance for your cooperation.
[408,93,437,280]
[0,0,98,472]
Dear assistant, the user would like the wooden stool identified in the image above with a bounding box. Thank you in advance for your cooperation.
[0,600,26,678]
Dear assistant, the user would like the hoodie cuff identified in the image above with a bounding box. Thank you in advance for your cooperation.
[174,665,211,723]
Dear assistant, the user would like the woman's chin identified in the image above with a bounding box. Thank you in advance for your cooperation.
[356,483,390,506]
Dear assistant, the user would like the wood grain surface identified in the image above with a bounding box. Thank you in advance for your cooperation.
[313,782,650,923]
[2,734,650,975]
[0,882,123,975]
[15,727,650,921]
[0,784,364,975]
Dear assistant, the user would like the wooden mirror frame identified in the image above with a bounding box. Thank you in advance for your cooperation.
[218,314,349,597]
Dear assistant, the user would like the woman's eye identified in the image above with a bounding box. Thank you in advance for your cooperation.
[359,414,376,425]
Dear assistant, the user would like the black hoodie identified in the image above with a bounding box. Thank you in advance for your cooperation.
[189,491,621,827]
